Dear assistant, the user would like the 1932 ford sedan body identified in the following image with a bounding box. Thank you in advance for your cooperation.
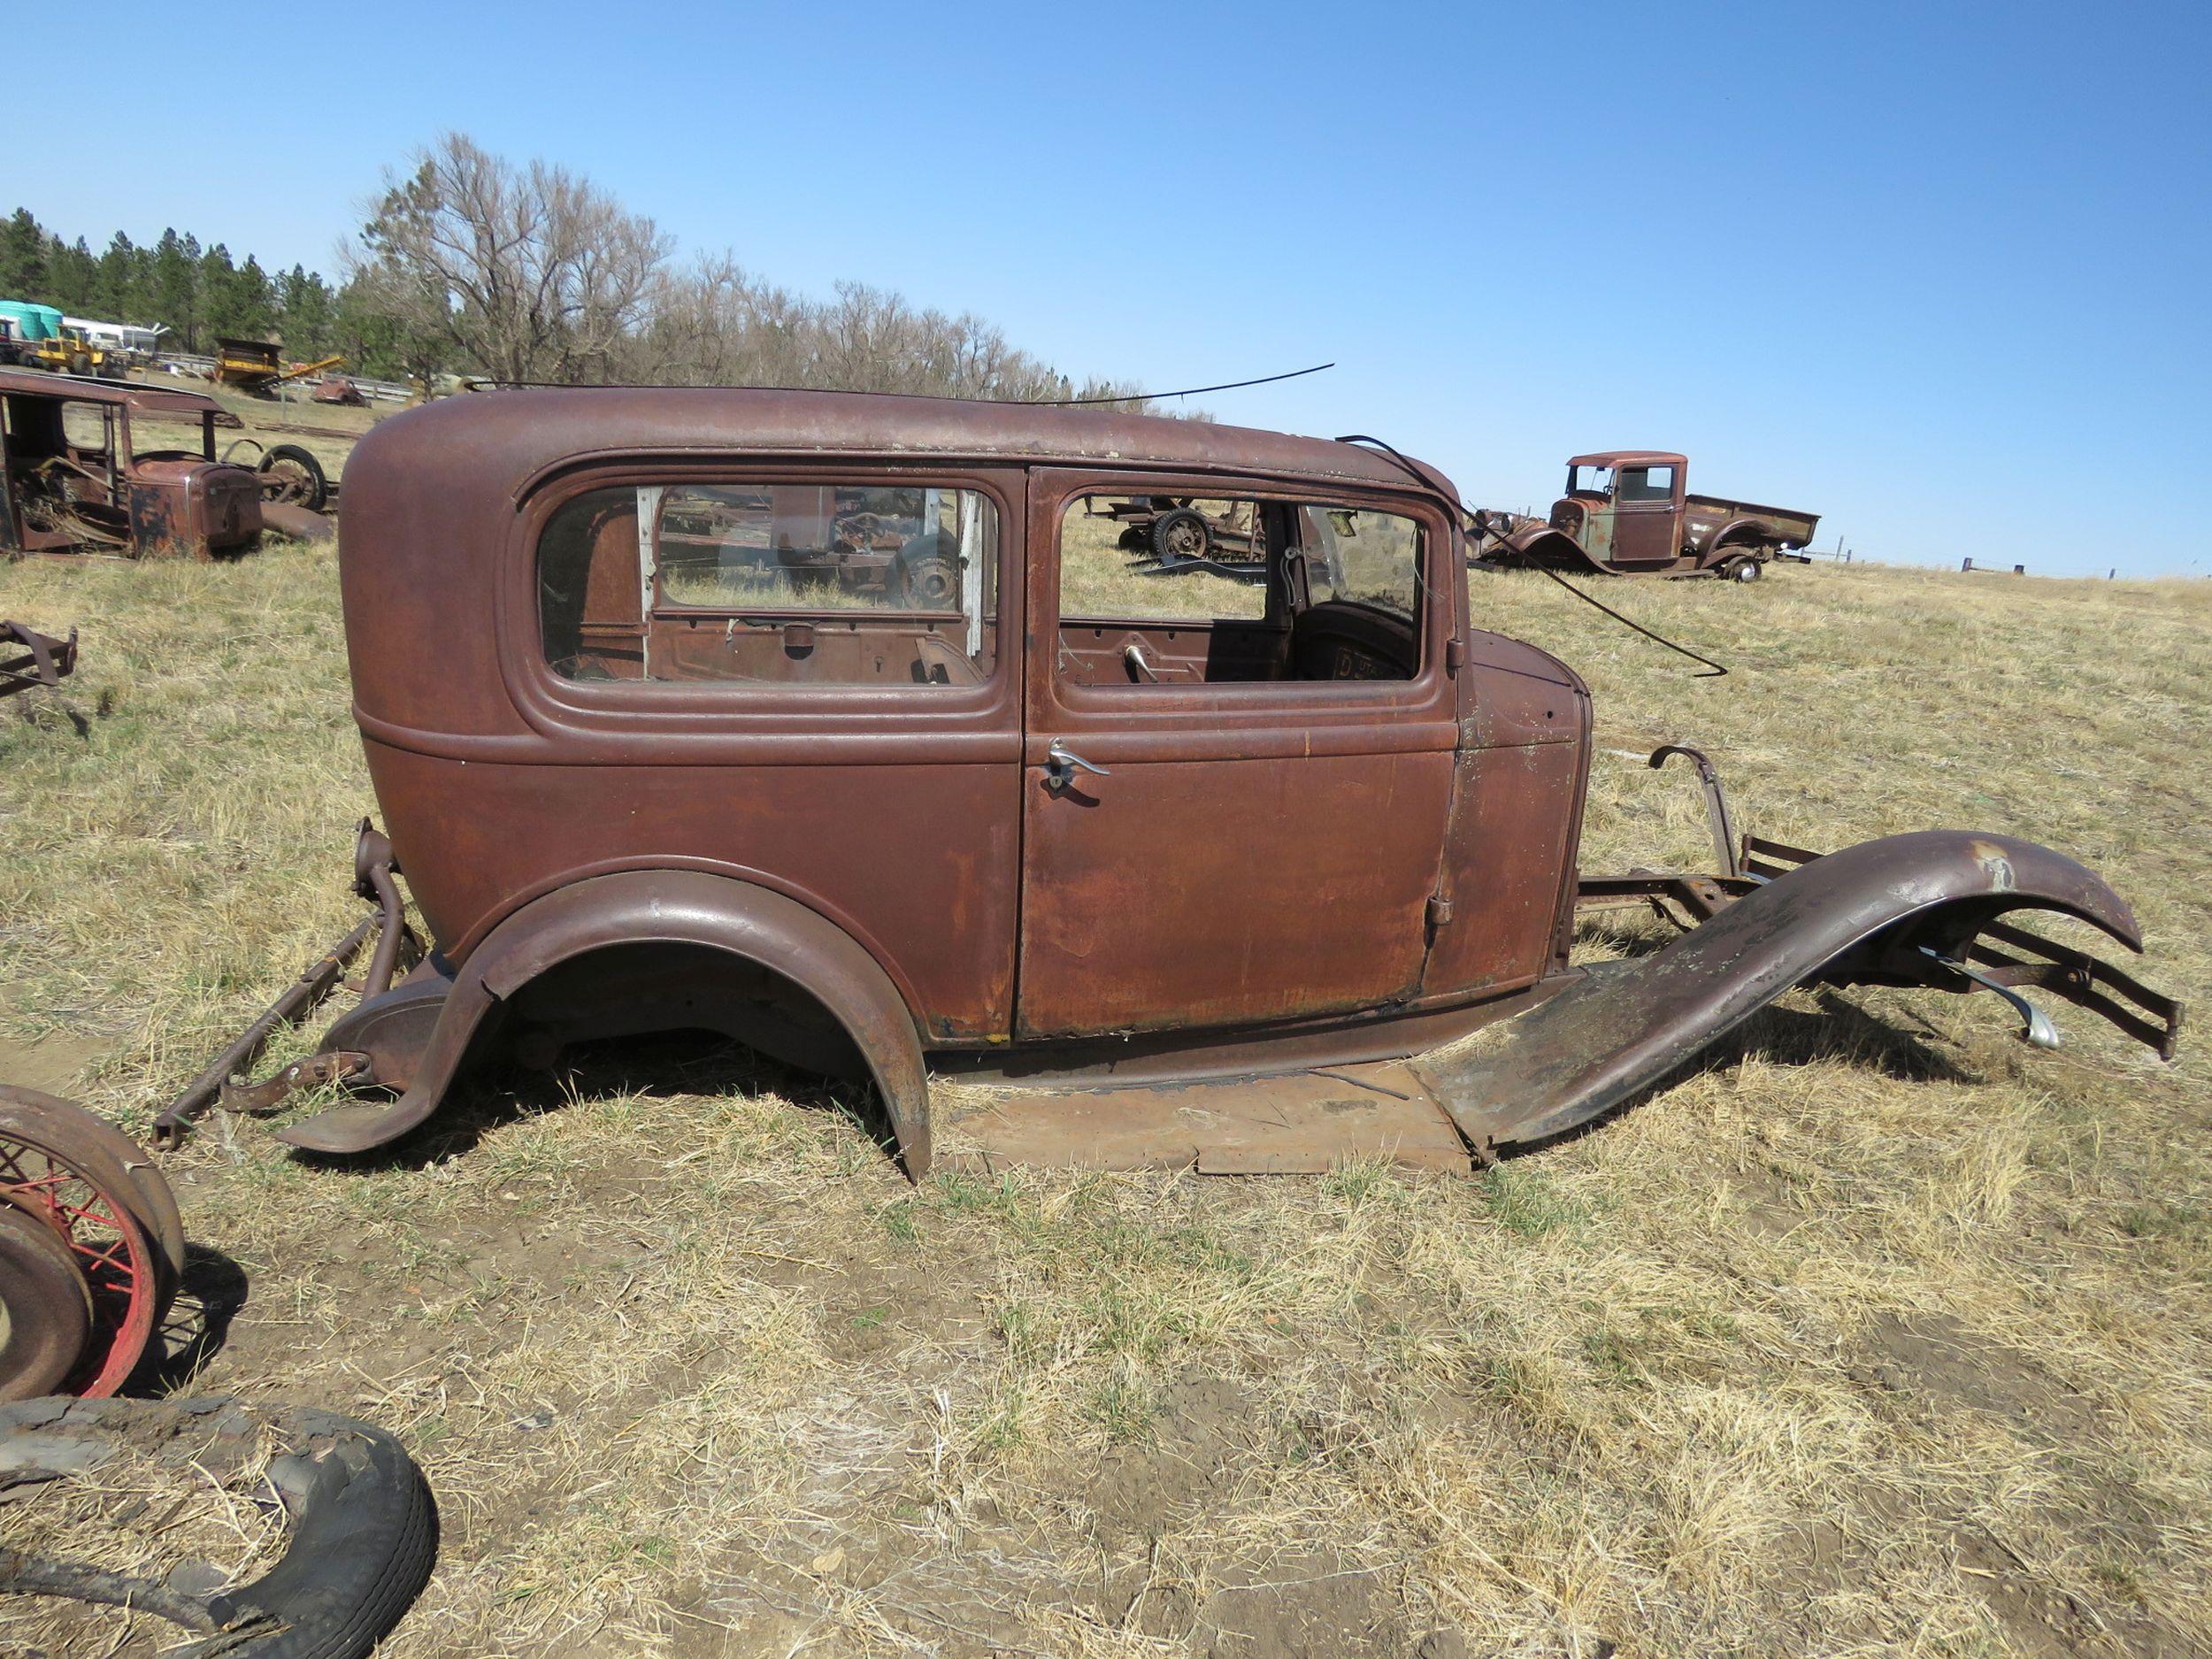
[260,389,2177,1176]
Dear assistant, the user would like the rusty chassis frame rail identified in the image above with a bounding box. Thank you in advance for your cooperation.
[150,824,419,1148]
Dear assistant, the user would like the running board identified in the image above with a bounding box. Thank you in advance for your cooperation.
[933,1062,1473,1175]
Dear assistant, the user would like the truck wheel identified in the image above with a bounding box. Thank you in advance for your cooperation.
[1150,508,1211,567]
[1722,555,1763,582]
[68,352,92,377]
[258,444,329,512]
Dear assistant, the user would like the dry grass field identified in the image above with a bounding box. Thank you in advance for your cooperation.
[0,497,2206,1657]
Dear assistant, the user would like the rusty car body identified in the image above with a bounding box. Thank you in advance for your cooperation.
[0,370,265,558]
[1475,451,1819,580]
[150,390,2177,1175]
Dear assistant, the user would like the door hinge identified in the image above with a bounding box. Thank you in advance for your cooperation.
[1425,894,1453,933]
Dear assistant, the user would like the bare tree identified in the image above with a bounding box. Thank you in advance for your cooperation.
[348,134,669,385]
[349,134,1164,409]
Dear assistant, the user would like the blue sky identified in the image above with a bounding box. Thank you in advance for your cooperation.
[19,1,2208,575]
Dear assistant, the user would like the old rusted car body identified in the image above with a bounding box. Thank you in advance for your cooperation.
[0,371,264,558]
[172,390,2176,1176]
[1479,451,1819,580]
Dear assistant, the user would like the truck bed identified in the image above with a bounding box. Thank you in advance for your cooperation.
[1686,493,1820,547]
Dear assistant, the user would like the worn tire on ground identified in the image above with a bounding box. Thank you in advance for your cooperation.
[0,1396,438,1659]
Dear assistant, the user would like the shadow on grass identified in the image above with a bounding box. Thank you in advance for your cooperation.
[1495,987,1980,1162]
[129,1241,250,1398]
[286,1029,893,1177]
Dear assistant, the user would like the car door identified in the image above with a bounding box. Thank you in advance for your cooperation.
[1014,469,1456,1040]
[1608,462,1681,564]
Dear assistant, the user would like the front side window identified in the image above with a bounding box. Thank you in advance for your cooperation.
[539,480,999,687]
[1056,492,1423,687]
[1617,465,1675,503]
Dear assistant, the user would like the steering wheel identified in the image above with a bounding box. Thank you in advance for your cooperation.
[1289,601,1418,681]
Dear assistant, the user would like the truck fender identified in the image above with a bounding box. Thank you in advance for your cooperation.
[275,870,933,1178]
[1501,523,1615,575]
[1697,516,1778,561]
[1416,831,2143,1154]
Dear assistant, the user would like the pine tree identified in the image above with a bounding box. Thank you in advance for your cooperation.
[150,228,196,349]
[46,237,97,312]
[0,209,47,298]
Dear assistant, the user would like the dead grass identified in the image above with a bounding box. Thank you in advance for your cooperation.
[0,541,2206,1657]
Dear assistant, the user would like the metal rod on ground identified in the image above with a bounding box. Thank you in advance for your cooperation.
[150,916,380,1147]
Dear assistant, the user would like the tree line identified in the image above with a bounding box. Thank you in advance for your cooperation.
[0,209,360,365]
[3,134,1150,405]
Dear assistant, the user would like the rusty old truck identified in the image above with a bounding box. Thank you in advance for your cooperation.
[0,370,336,557]
[148,390,2177,1177]
[1473,450,1819,580]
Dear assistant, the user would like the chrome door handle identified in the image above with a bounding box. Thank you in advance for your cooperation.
[1044,740,1110,791]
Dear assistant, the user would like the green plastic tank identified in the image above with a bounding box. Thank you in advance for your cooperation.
[0,300,65,341]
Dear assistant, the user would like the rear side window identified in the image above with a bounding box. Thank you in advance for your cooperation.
[539,481,1000,688]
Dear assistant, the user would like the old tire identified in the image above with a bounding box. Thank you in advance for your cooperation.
[0,1097,170,1394]
[258,444,329,512]
[0,1087,183,1281]
[0,1397,439,1659]
[1721,554,1763,582]
[1149,507,1211,566]
[0,1210,91,1402]
[68,352,92,377]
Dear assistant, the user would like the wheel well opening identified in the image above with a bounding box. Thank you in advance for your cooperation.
[496,941,872,1092]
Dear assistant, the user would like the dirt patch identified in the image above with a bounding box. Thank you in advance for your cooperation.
[1091,1371,1255,1551]
[0,1028,110,1096]
[1848,1310,2095,1434]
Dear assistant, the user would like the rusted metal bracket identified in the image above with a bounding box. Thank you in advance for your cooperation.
[219,1050,372,1117]
[1919,946,2061,1048]
[1649,743,1741,879]
[0,621,77,701]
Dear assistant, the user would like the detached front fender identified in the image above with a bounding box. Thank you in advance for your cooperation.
[1417,831,2146,1154]
[276,871,933,1178]
[1500,523,1616,575]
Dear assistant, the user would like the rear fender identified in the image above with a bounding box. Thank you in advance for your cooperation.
[1698,516,1779,561]
[1417,831,2146,1153]
[276,871,933,1177]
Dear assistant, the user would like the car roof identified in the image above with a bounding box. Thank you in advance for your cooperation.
[359,385,1463,502]
[0,368,242,425]
[1567,450,1687,469]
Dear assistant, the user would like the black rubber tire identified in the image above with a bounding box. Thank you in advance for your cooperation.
[258,444,329,512]
[0,1397,438,1659]
[1149,507,1211,565]
[68,352,92,377]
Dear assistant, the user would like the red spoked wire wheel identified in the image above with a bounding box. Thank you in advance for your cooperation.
[0,1099,170,1399]
[0,1087,185,1279]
